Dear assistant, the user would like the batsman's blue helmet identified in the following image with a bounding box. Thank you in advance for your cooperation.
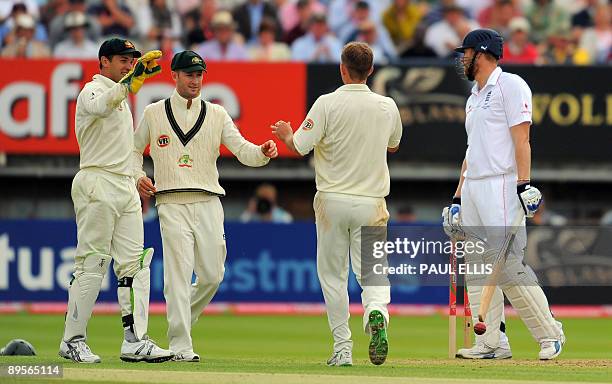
[454,29,504,59]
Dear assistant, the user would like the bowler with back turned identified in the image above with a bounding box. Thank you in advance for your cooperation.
[273,42,402,366]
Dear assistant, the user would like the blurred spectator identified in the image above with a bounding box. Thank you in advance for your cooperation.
[195,11,249,60]
[183,0,218,47]
[502,17,539,64]
[291,12,342,62]
[399,23,437,57]
[354,20,388,64]
[339,0,396,61]
[136,0,181,48]
[424,4,479,58]
[284,0,312,45]
[0,0,40,20]
[540,26,590,65]
[240,183,293,223]
[396,205,416,223]
[276,0,326,33]
[525,0,570,43]
[158,29,185,57]
[477,0,520,39]
[328,0,390,36]
[571,0,599,29]
[425,0,468,26]
[1,14,50,57]
[578,4,611,64]
[53,11,98,58]
[382,0,423,53]
[0,3,48,48]
[48,0,100,48]
[249,18,291,60]
[232,0,281,44]
[88,0,135,38]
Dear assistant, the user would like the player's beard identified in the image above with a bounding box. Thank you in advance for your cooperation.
[465,53,479,81]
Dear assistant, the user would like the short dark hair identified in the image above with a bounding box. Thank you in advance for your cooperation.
[341,42,373,81]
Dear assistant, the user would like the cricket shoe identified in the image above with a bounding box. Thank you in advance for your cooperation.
[120,336,174,363]
[59,338,101,363]
[368,310,388,365]
[172,351,200,362]
[539,321,565,360]
[456,334,512,359]
[326,350,353,367]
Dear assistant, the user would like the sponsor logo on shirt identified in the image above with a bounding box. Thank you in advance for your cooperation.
[301,118,314,131]
[157,135,170,147]
[178,154,193,168]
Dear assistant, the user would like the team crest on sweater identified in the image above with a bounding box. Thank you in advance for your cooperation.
[178,154,193,168]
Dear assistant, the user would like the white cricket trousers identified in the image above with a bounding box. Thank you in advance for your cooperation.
[158,198,226,354]
[314,191,391,353]
[461,173,562,346]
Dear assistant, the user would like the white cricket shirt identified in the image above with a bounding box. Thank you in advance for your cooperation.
[464,67,532,179]
[75,74,132,175]
[293,84,403,198]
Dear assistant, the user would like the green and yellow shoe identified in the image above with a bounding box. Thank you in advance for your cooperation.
[368,310,388,365]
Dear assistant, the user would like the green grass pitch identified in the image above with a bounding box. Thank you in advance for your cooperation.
[0,313,610,383]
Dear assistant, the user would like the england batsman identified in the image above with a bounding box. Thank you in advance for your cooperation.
[443,29,565,360]
[133,50,278,362]
[59,38,173,363]
[272,42,402,366]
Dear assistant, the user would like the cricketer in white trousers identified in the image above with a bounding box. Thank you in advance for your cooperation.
[314,191,391,353]
[461,173,563,348]
[157,198,226,354]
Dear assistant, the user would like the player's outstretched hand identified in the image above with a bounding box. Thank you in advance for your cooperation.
[271,120,292,142]
[261,140,278,158]
[137,176,157,199]
[120,50,162,94]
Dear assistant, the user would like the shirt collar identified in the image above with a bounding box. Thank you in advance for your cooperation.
[471,66,502,94]
[338,84,370,92]
[93,74,117,88]
[171,89,202,109]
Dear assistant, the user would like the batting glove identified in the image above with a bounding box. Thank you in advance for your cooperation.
[442,197,464,240]
[517,182,542,218]
[120,50,162,94]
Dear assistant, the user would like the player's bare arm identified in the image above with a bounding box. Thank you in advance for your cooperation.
[510,122,531,182]
[271,120,301,156]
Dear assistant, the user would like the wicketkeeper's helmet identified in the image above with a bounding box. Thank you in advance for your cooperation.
[454,29,504,59]
[0,339,36,356]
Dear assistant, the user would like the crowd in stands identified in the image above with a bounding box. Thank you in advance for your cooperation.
[0,0,610,64]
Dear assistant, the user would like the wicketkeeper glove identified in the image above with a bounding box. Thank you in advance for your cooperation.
[442,197,465,240]
[517,182,542,218]
[120,50,162,94]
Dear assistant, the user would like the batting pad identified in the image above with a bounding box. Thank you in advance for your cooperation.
[63,252,111,342]
[467,283,505,348]
[503,284,562,342]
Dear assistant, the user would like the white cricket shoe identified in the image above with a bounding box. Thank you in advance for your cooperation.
[326,350,353,366]
[456,334,512,359]
[120,337,174,363]
[539,321,565,360]
[172,351,200,362]
[59,338,101,363]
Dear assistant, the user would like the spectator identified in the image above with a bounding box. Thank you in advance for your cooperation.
[136,0,181,49]
[328,0,390,37]
[355,20,388,64]
[525,0,570,43]
[249,18,291,61]
[477,0,519,39]
[88,0,135,38]
[232,0,281,44]
[54,11,98,58]
[158,29,185,57]
[578,4,611,64]
[240,183,293,223]
[48,0,100,48]
[571,0,599,29]
[195,11,248,60]
[502,17,539,64]
[540,26,590,65]
[0,3,48,48]
[0,0,40,20]
[284,0,312,45]
[424,4,479,58]
[382,0,423,53]
[455,0,490,20]
[1,13,50,57]
[339,0,396,61]
[291,12,342,62]
[183,0,218,47]
[276,0,326,33]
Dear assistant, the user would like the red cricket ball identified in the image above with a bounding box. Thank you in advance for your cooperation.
[474,322,487,335]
